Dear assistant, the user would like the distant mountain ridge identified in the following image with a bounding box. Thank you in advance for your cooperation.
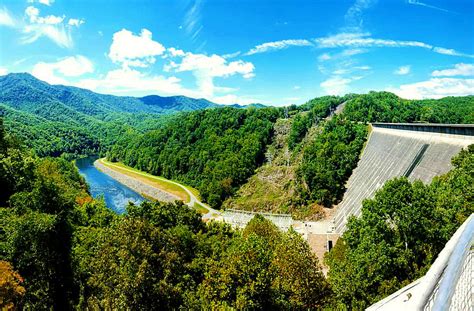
[0,73,220,117]
[0,73,267,157]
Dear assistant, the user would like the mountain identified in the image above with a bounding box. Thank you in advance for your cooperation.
[228,103,267,109]
[0,73,222,157]
[140,95,217,110]
[0,73,219,119]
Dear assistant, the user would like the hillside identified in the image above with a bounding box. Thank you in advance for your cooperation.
[0,73,221,157]
[0,73,219,117]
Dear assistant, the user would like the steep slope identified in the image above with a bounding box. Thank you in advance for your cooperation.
[222,117,321,219]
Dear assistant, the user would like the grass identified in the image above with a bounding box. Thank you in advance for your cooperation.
[193,202,209,214]
[99,159,191,203]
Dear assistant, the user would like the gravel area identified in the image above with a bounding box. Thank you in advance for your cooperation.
[94,160,181,203]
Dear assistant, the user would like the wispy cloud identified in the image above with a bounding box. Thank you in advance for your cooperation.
[0,5,83,48]
[245,39,313,56]
[320,75,363,95]
[394,65,411,75]
[432,63,474,77]
[313,32,474,58]
[345,0,378,31]
[0,7,16,26]
[407,0,455,14]
[183,0,206,49]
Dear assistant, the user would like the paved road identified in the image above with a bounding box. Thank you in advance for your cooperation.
[98,159,222,220]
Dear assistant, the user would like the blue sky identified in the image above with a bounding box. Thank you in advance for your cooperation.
[0,0,473,105]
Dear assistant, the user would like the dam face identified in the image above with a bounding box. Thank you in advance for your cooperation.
[333,123,474,234]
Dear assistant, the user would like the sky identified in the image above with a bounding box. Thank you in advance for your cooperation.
[0,0,473,106]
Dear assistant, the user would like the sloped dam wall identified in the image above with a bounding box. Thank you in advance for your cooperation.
[333,123,474,233]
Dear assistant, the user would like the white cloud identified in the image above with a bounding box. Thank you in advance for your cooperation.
[320,76,353,95]
[293,85,301,90]
[388,78,474,99]
[407,0,453,13]
[68,18,84,27]
[18,6,81,48]
[174,53,255,78]
[167,47,185,57]
[211,94,261,106]
[245,39,313,56]
[318,53,331,61]
[32,55,93,84]
[25,6,64,24]
[0,7,16,27]
[77,67,187,97]
[432,63,474,77]
[345,0,378,31]
[394,65,411,75]
[108,29,165,67]
[0,67,8,75]
[167,52,255,98]
[28,0,55,6]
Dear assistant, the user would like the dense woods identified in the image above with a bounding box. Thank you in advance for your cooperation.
[298,117,367,207]
[107,107,281,208]
[287,95,344,150]
[1,118,330,309]
[343,91,474,124]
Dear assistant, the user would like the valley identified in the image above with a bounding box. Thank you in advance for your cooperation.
[1,74,473,310]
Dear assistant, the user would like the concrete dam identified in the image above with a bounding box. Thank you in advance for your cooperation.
[333,123,474,234]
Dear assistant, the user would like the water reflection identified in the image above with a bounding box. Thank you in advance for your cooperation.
[75,156,146,213]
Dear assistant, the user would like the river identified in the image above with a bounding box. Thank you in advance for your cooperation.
[75,156,146,213]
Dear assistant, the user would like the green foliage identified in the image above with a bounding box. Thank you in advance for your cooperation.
[298,116,368,207]
[325,145,474,309]
[0,73,213,157]
[288,96,344,150]
[108,107,281,208]
[343,91,474,123]
[192,216,329,309]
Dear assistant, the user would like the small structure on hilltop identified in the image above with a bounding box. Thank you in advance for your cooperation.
[223,209,293,231]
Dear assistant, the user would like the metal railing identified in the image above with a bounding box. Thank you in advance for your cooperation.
[368,214,474,310]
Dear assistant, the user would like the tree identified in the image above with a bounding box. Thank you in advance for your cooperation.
[0,260,26,310]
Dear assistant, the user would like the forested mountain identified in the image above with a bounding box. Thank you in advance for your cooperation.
[0,73,219,116]
[0,73,220,157]
[107,107,282,208]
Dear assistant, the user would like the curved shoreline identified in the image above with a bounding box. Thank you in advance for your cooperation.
[94,160,181,203]
[95,159,222,220]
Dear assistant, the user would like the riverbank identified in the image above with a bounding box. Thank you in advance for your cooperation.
[94,160,181,204]
[95,159,222,219]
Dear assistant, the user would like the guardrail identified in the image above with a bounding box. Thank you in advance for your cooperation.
[368,214,473,310]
